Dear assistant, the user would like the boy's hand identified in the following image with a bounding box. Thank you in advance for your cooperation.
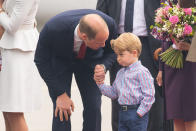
[94,64,105,84]
[137,113,142,118]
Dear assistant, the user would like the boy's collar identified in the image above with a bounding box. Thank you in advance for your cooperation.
[125,60,141,70]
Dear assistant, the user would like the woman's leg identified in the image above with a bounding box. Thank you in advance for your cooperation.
[3,112,28,131]
[174,119,186,131]
[3,112,11,131]
[185,120,196,131]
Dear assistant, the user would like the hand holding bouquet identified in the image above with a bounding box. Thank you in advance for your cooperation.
[151,2,196,68]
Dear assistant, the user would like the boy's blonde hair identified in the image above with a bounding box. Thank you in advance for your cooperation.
[111,33,142,57]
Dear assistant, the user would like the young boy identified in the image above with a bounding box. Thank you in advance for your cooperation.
[94,33,155,131]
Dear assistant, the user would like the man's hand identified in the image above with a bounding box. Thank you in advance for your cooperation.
[156,71,162,87]
[55,93,74,122]
[94,64,105,85]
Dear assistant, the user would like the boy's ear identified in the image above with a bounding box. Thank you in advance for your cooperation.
[132,50,138,55]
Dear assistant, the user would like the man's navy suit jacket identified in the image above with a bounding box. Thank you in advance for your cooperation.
[34,9,118,99]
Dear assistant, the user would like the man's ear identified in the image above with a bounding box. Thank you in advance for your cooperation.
[78,28,88,41]
[81,33,88,41]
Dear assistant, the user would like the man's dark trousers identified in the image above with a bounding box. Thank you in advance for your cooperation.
[51,60,102,131]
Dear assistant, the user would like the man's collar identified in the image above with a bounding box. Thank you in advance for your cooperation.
[74,24,82,42]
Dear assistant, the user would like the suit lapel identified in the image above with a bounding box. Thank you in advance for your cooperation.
[117,0,122,13]
[144,0,147,17]
[85,47,104,60]
[114,0,122,24]
[144,0,147,5]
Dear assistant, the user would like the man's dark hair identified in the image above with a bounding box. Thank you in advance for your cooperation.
[79,15,97,40]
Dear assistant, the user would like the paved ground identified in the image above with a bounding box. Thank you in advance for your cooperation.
[0,73,112,131]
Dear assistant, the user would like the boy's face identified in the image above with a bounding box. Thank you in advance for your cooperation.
[115,50,138,67]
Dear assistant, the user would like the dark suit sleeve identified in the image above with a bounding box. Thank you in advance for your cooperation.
[102,19,118,70]
[96,0,108,13]
[34,25,67,99]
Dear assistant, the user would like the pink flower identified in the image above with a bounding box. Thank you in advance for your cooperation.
[184,24,192,35]
[165,6,171,11]
[162,6,170,16]
[155,16,162,23]
[169,16,179,24]
[156,8,163,16]
[184,8,192,15]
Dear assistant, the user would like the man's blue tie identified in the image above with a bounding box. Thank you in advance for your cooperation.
[124,0,135,32]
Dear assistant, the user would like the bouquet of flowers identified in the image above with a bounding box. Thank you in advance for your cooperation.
[151,2,196,69]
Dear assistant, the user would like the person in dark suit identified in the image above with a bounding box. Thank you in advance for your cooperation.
[34,9,118,131]
[96,0,164,131]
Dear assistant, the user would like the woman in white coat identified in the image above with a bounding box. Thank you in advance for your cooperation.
[0,0,42,130]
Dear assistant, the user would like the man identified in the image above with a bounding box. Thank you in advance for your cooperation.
[96,0,164,131]
[34,9,117,131]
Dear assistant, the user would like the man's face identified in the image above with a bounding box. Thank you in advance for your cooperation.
[85,31,109,50]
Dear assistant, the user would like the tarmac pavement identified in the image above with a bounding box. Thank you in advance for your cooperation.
[0,73,112,131]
